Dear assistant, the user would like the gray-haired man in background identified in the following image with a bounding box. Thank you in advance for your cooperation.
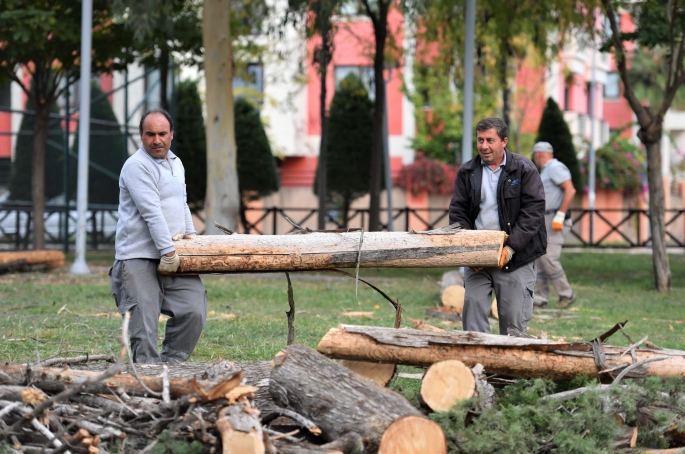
[110,108,206,363]
[532,141,577,309]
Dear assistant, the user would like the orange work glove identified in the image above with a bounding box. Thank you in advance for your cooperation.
[552,211,566,231]
[499,246,515,268]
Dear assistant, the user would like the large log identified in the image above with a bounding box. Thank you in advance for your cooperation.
[317,325,685,381]
[0,250,65,273]
[166,229,507,274]
[269,344,446,453]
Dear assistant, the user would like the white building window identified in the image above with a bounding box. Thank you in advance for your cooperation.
[604,72,620,98]
[334,66,375,99]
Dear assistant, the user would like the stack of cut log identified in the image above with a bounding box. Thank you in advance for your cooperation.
[0,251,65,274]
[0,344,447,454]
[317,323,685,451]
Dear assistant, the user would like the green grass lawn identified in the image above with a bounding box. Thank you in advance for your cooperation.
[1,252,684,364]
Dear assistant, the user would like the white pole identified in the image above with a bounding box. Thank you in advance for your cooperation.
[461,0,476,164]
[70,0,93,275]
[587,14,597,244]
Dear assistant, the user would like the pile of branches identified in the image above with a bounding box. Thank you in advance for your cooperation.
[0,314,443,453]
[0,315,271,453]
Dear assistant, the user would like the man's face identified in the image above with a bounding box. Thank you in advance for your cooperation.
[533,151,553,169]
[476,128,508,167]
[140,113,174,159]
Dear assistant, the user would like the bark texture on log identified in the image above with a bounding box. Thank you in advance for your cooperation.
[317,325,685,380]
[167,230,507,274]
[269,344,440,452]
[0,250,65,272]
[0,363,241,399]
[70,360,277,413]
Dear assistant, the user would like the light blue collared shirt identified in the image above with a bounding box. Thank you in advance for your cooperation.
[475,153,507,231]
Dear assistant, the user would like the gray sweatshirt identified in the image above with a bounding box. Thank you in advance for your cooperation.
[115,148,196,260]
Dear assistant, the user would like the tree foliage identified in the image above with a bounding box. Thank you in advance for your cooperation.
[113,0,203,110]
[403,0,591,159]
[536,97,583,193]
[234,97,279,230]
[0,0,133,248]
[173,79,206,207]
[8,98,63,202]
[599,0,685,291]
[581,132,646,196]
[70,83,126,205]
[317,74,374,227]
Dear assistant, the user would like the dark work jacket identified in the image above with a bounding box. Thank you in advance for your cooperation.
[448,149,547,271]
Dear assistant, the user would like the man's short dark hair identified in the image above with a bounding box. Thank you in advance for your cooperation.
[139,108,174,134]
[476,117,508,140]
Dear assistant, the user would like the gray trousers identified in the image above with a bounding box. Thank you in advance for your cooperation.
[535,214,573,303]
[463,261,536,335]
[110,259,207,363]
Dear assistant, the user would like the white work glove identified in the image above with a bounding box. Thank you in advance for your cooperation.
[552,211,566,231]
[499,246,515,268]
[158,253,180,274]
[172,233,194,241]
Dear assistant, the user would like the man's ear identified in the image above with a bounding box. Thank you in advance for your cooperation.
[502,137,508,147]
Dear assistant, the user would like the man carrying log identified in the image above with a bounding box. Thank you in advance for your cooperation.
[109,108,206,363]
[449,117,546,334]
[532,141,577,309]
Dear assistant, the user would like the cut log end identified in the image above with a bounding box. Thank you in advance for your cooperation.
[340,360,396,387]
[440,286,465,312]
[420,360,475,412]
[378,415,447,454]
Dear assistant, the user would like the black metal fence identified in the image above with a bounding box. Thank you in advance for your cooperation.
[1,202,684,250]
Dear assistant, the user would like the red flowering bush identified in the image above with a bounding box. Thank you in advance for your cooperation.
[396,153,458,196]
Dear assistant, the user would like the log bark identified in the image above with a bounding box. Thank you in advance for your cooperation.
[0,363,241,399]
[317,325,685,381]
[166,229,507,274]
[0,385,47,403]
[0,251,65,273]
[269,344,444,452]
[340,360,396,386]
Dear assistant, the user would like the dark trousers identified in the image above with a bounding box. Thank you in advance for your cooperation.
[463,262,536,335]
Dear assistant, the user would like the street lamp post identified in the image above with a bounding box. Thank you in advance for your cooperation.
[70,0,93,275]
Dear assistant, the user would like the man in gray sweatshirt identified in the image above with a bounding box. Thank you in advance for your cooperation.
[110,108,206,363]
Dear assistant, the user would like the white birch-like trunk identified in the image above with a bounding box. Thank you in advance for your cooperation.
[202,0,240,233]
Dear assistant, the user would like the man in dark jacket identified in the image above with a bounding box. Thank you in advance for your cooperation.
[449,117,546,334]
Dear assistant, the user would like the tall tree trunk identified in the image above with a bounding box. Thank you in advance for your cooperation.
[159,49,169,112]
[31,104,50,250]
[499,39,511,128]
[202,0,240,233]
[368,2,389,232]
[644,139,671,291]
[317,44,330,230]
